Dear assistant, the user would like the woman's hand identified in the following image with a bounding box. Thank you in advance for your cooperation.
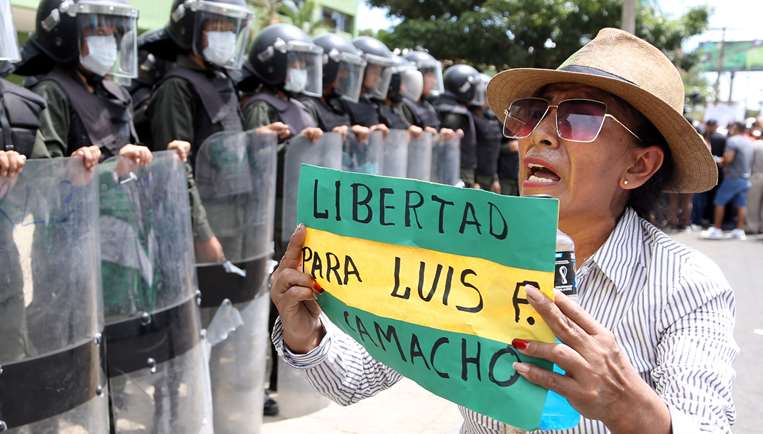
[167,140,191,162]
[271,224,325,354]
[512,286,671,434]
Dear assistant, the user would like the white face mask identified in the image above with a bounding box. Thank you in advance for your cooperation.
[284,68,308,94]
[203,31,237,67]
[80,35,117,76]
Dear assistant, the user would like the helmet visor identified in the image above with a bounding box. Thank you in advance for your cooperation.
[470,76,488,107]
[192,3,252,70]
[77,10,139,78]
[396,65,423,102]
[284,43,323,97]
[363,54,395,100]
[0,0,20,62]
[333,53,365,103]
[419,60,444,97]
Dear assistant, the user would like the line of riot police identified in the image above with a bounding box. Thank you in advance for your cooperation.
[0,0,518,433]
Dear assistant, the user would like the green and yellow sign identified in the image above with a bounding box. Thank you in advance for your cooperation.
[296,165,576,430]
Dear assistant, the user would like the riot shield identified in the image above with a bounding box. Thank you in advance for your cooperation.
[281,132,342,245]
[99,151,213,434]
[431,136,461,185]
[381,129,410,178]
[407,131,434,181]
[195,130,278,434]
[345,131,383,175]
[0,159,107,433]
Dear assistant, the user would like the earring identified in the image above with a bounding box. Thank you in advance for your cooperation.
[623,179,629,186]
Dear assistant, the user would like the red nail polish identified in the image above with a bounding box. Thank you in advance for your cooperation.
[312,280,323,293]
[512,338,529,351]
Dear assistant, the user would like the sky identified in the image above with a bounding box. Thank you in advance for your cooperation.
[356,0,763,110]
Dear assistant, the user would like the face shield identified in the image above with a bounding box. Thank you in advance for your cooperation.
[396,65,423,102]
[470,74,488,107]
[362,54,396,100]
[0,0,21,62]
[185,0,252,69]
[419,60,444,97]
[75,2,139,78]
[328,50,365,103]
[283,41,323,97]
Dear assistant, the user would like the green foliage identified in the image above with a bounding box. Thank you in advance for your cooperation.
[373,0,709,74]
[247,0,328,35]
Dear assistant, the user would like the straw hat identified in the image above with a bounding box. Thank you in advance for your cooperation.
[487,28,717,193]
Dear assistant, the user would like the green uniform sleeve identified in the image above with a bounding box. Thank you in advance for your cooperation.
[148,78,214,242]
[31,81,71,158]
[242,99,282,130]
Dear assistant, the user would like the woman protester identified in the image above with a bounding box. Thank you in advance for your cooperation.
[270,28,736,433]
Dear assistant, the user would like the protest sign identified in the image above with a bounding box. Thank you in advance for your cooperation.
[296,164,576,430]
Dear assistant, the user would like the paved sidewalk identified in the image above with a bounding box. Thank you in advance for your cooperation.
[263,378,463,434]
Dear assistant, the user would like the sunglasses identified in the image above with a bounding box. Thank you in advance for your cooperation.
[502,97,641,143]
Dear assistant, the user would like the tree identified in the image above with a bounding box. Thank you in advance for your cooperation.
[247,0,327,35]
[372,0,709,73]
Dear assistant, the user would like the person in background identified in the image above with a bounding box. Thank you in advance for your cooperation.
[469,73,502,192]
[435,64,481,187]
[498,138,520,195]
[702,121,753,240]
[692,119,726,228]
[746,126,763,234]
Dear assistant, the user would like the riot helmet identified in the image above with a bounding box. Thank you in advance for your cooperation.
[15,0,138,78]
[403,50,444,98]
[443,64,480,104]
[470,73,490,107]
[352,36,396,100]
[246,23,323,97]
[387,56,422,104]
[168,0,252,69]
[313,33,365,103]
[0,0,21,63]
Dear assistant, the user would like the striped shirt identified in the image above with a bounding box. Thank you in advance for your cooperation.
[272,207,737,433]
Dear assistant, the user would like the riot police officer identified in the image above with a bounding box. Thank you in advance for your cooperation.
[470,73,503,192]
[435,64,481,187]
[299,33,368,138]
[379,56,423,134]
[0,0,45,172]
[402,50,443,131]
[14,0,157,166]
[344,36,395,133]
[143,0,254,263]
[239,24,325,416]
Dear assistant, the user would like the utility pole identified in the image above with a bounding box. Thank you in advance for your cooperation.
[714,27,727,104]
[621,0,637,34]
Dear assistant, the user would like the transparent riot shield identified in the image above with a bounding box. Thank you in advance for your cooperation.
[0,158,107,433]
[281,132,342,245]
[381,129,410,178]
[407,131,434,181]
[345,131,383,175]
[99,151,212,434]
[194,130,278,434]
[431,136,461,185]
